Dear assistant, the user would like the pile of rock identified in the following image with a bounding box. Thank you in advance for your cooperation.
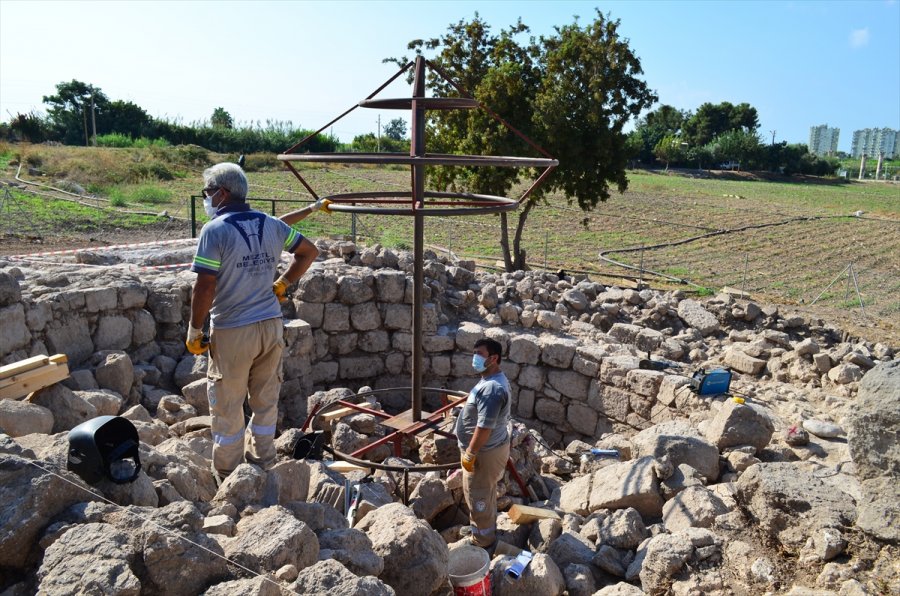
[0,239,898,594]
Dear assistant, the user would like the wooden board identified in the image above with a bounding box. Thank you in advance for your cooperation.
[0,356,70,400]
[326,460,372,474]
[319,406,359,423]
[0,354,68,381]
[507,504,561,525]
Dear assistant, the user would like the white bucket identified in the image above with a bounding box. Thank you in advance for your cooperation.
[448,545,491,596]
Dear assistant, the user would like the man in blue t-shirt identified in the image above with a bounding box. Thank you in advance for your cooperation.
[455,337,512,550]
[187,162,318,482]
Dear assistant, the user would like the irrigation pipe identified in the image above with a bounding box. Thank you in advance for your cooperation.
[597,215,859,289]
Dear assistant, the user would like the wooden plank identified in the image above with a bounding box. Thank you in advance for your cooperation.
[326,460,371,474]
[319,406,359,422]
[0,362,70,400]
[0,355,50,381]
[507,504,561,525]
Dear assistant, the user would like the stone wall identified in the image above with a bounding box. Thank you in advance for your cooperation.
[1,240,893,445]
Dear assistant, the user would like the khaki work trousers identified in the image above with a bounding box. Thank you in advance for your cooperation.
[462,440,511,547]
[207,317,283,476]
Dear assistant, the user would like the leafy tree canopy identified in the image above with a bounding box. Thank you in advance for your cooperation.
[42,80,110,145]
[211,107,234,129]
[388,10,656,269]
[383,118,408,140]
[681,101,758,147]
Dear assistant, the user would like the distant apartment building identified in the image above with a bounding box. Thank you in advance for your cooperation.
[808,124,839,156]
[851,128,899,158]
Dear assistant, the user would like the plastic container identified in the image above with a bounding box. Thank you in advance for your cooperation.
[449,545,491,596]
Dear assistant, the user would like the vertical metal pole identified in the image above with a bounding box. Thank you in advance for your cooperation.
[352,213,357,244]
[411,57,426,422]
[639,244,645,287]
[741,253,749,298]
[271,200,276,216]
[190,195,197,238]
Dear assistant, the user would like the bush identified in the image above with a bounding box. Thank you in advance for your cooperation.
[95,133,134,148]
[131,185,170,204]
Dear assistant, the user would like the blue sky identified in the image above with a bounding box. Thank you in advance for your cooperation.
[1,0,898,152]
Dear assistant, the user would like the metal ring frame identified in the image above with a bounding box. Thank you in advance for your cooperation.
[283,57,557,468]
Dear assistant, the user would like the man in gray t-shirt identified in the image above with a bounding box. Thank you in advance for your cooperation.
[454,337,511,550]
[187,163,318,482]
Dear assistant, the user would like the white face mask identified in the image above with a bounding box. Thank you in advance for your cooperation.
[203,189,220,218]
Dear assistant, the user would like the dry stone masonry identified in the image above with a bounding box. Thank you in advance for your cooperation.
[0,239,897,595]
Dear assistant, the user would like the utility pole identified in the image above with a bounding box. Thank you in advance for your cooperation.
[376,115,381,152]
[82,102,89,147]
[91,93,97,147]
[769,130,776,145]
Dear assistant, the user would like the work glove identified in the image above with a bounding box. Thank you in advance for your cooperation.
[185,325,208,355]
[313,198,334,213]
[273,276,290,303]
[461,450,476,473]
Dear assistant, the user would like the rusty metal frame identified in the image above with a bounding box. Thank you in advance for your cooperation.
[281,56,557,444]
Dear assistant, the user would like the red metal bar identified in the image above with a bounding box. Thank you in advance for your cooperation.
[283,161,320,201]
[283,61,414,154]
[505,458,530,498]
[517,164,558,205]
[336,399,392,419]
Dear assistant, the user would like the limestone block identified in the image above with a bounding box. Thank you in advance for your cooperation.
[226,505,318,573]
[26,301,52,332]
[536,310,564,330]
[294,301,324,328]
[31,384,97,433]
[676,299,720,336]
[358,330,390,353]
[382,304,411,330]
[0,399,54,436]
[548,369,590,400]
[76,389,124,417]
[535,398,566,425]
[423,334,455,352]
[828,363,863,384]
[588,382,630,422]
[94,352,134,396]
[703,399,774,452]
[626,369,665,398]
[588,456,663,518]
[94,315,133,351]
[572,355,599,378]
[509,334,541,365]
[455,322,485,351]
[372,269,406,303]
[600,356,640,388]
[567,402,598,436]
[0,271,22,306]
[147,292,182,324]
[83,287,118,312]
[296,272,338,303]
[337,276,373,305]
[657,375,691,406]
[562,289,589,311]
[130,309,156,346]
[608,323,641,344]
[632,421,720,482]
[724,348,765,376]
[539,336,578,368]
[517,388,536,418]
[662,486,729,532]
[118,283,148,310]
[339,356,384,380]
[322,303,350,332]
[0,304,30,356]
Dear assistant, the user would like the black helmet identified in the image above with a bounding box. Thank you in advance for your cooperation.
[67,416,142,484]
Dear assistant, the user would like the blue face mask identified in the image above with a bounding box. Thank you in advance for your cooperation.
[472,353,488,373]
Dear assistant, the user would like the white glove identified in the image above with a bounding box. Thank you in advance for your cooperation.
[312,199,326,211]
[187,326,203,342]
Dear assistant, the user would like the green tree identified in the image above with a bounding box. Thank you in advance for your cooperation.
[682,101,758,147]
[103,100,153,139]
[383,118,408,140]
[42,80,110,145]
[709,129,762,169]
[391,11,656,270]
[629,104,688,163]
[6,111,48,142]
[211,107,234,129]
[653,134,688,170]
